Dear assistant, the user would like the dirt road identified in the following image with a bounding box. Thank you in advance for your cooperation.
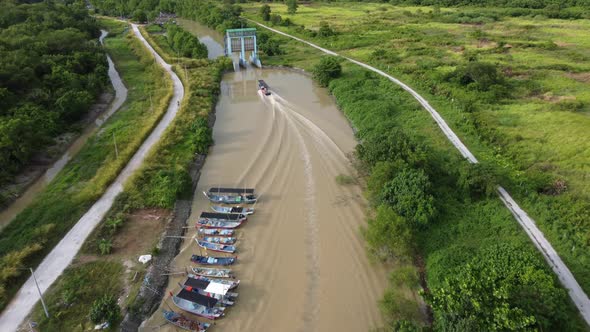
[248,19,590,326]
[0,24,184,331]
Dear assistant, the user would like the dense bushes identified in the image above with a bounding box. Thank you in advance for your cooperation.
[166,23,208,59]
[312,56,342,87]
[0,0,108,187]
[90,294,121,324]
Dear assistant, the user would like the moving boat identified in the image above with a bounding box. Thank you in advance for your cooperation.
[202,236,236,244]
[191,255,236,266]
[196,219,243,229]
[258,80,271,95]
[188,273,240,290]
[203,187,257,204]
[162,310,211,331]
[211,205,254,215]
[192,266,233,278]
[199,212,246,223]
[198,228,235,236]
[172,289,225,320]
[196,239,236,254]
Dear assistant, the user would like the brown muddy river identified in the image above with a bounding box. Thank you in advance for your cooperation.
[143,50,388,330]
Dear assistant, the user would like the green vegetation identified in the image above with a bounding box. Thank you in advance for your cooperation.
[335,174,356,185]
[166,23,208,59]
[0,0,108,190]
[0,19,172,311]
[31,261,123,331]
[312,56,343,87]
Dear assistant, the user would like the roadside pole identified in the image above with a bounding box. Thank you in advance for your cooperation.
[30,268,49,318]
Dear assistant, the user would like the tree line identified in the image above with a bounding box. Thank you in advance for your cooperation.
[0,0,108,194]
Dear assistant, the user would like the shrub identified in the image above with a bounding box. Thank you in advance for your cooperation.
[318,21,336,37]
[365,205,413,261]
[89,294,120,324]
[312,56,342,87]
[98,239,112,255]
[260,4,271,21]
[132,10,147,23]
[335,174,356,185]
[286,0,298,15]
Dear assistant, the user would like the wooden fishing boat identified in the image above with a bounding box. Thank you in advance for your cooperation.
[196,219,243,229]
[258,80,271,95]
[162,310,211,331]
[172,289,225,320]
[211,205,254,215]
[179,282,236,307]
[188,273,240,290]
[203,187,257,204]
[191,255,236,266]
[198,228,235,236]
[199,212,247,223]
[202,236,236,245]
[196,239,236,253]
[192,266,233,278]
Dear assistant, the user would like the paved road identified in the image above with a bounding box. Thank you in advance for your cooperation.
[249,19,590,325]
[0,24,184,331]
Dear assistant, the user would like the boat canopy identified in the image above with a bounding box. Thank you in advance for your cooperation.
[200,212,244,220]
[185,277,209,289]
[177,289,218,307]
[208,187,255,194]
[204,282,231,296]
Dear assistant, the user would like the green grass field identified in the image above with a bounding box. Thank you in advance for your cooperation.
[242,2,590,298]
[0,18,172,311]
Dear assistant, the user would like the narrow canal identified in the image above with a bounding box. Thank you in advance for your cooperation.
[0,30,128,230]
[144,20,388,332]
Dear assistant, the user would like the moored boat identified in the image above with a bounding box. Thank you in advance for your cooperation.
[202,236,236,244]
[196,219,243,229]
[172,289,225,320]
[199,212,246,223]
[180,282,236,307]
[196,239,236,253]
[198,228,235,236]
[162,310,211,331]
[211,205,254,215]
[192,266,233,278]
[188,273,240,290]
[203,187,257,204]
[191,255,236,266]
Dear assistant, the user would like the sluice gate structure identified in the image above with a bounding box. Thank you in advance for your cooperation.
[225,28,262,70]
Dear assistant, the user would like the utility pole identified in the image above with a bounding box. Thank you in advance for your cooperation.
[113,133,119,159]
[30,268,49,318]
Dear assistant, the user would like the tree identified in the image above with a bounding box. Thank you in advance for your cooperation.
[425,244,570,331]
[457,162,498,199]
[260,4,271,21]
[312,56,342,87]
[89,294,121,324]
[365,205,413,261]
[287,0,298,15]
[380,167,435,228]
[132,9,147,23]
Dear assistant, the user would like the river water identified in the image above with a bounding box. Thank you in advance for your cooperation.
[144,20,387,332]
[0,30,128,230]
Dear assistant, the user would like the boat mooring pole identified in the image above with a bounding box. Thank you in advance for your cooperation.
[30,268,49,318]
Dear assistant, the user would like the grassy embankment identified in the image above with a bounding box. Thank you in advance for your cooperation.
[238,3,590,330]
[0,19,172,312]
[31,20,231,330]
[240,4,590,296]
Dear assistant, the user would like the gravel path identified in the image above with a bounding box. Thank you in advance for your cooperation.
[0,23,184,331]
[249,19,590,325]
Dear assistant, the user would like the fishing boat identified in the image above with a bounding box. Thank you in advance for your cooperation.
[183,276,239,299]
[180,282,237,307]
[172,289,225,320]
[189,274,240,290]
[196,239,236,253]
[199,212,247,223]
[192,266,233,278]
[162,310,211,331]
[258,80,271,95]
[191,255,236,266]
[202,236,236,244]
[198,228,235,236]
[203,187,257,204]
[211,205,254,215]
[196,219,243,229]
